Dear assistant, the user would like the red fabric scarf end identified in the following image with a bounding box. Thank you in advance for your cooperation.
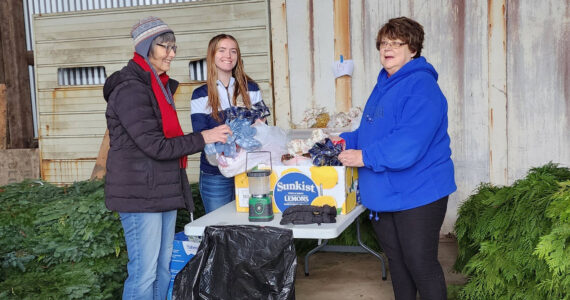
[133,53,187,169]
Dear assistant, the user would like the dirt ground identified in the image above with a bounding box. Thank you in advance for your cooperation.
[294,237,466,300]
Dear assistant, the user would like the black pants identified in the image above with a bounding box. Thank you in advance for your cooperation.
[372,196,448,300]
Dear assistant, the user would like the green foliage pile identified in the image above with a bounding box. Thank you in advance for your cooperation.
[0,180,127,299]
[0,179,206,300]
[454,163,570,299]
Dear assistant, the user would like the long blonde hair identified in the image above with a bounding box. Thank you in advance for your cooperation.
[206,34,254,122]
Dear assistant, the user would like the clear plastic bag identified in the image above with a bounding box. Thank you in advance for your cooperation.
[217,123,287,177]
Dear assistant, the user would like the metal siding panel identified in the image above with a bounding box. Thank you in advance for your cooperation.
[39,112,106,136]
[312,0,335,116]
[487,0,508,185]
[447,1,491,234]
[288,0,491,235]
[286,0,312,126]
[41,159,95,185]
[506,0,570,183]
[349,0,368,112]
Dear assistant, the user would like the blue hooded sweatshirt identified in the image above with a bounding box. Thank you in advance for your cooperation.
[340,57,456,212]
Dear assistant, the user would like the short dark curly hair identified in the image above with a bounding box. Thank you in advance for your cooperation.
[376,17,424,59]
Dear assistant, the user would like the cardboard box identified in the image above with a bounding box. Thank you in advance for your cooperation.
[235,166,358,215]
[166,232,200,300]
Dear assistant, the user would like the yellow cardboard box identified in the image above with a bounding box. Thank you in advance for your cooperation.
[235,166,358,215]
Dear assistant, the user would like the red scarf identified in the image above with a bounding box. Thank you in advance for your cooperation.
[133,53,187,168]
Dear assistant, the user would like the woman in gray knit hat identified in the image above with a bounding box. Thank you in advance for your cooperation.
[103,16,231,300]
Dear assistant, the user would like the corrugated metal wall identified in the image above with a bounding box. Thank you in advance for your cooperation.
[285,0,569,234]
[28,0,569,233]
[32,0,272,184]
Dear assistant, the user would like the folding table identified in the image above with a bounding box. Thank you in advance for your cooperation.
[184,201,387,279]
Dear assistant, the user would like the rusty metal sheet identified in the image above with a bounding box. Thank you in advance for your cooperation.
[506,0,570,182]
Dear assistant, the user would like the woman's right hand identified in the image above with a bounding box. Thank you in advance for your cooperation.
[201,124,232,144]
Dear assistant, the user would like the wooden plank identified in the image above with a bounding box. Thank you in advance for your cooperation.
[269,0,291,128]
[0,0,34,148]
[488,0,508,185]
[38,113,106,136]
[333,0,351,112]
[0,25,4,83]
[90,130,109,180]
[43,152,200,184]
[0,84,6,149]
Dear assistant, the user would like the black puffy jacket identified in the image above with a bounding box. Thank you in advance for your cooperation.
[103,60,205,212]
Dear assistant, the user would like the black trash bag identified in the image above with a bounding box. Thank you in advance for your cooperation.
[172,225,296,300]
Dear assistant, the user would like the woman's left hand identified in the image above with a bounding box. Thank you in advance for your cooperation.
[338,149,364,167]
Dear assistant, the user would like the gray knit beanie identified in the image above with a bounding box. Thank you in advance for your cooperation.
[131,16,173,58]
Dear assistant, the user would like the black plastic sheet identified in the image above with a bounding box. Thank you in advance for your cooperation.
[172,225,297,300]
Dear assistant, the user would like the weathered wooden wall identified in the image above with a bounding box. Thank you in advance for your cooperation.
[284,0,569,234]
[33,0,272,184]
[0,84,6,149]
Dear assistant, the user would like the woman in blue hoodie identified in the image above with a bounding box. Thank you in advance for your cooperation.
[338,17,456,300]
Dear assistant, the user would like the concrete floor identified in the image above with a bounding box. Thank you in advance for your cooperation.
[294,237,466,300]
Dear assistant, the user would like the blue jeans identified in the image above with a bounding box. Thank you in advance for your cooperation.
[119,210,177,300]
[199,171,235,213]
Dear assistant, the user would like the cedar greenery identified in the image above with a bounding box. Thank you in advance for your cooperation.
[0,180,127,299]
[0,179,204,299]
[454,163,570,299]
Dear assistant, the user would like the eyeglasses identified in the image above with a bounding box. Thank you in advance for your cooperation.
[378,41,407,50]
[156,43,177,54]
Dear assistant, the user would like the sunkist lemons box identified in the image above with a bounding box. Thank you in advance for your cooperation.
[235,166,358,215]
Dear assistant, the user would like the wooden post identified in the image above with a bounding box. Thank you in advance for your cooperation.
[0,84,6,149]
[333,0,351,113]
[90,130,110,180]
[0,25,4,84]
[0,0,34,148]
[269,0,292,128]
[488,0,508,185]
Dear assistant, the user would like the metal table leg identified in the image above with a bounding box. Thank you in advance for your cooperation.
[303,215,388,280]
[304,239,329,276]
[356,215,387,280]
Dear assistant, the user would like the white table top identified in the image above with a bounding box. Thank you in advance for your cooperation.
[184,201,366,240]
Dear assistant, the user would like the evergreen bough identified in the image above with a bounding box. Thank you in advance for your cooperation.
[0,179,205,299]
[0,180,127,299]
[454,163,570,299]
